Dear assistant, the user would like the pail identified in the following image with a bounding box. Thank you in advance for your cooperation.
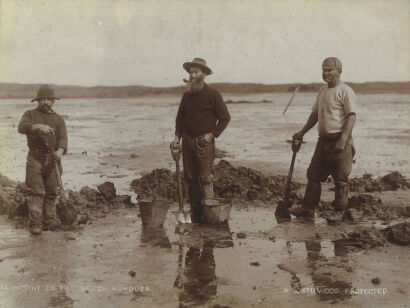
[138,200,170,227]
[202,198,232,224]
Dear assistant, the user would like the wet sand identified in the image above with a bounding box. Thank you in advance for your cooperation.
[0,93,409,307]
[0,201,409,307]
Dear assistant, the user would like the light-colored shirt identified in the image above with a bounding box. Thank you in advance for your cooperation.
[312,82,357,135]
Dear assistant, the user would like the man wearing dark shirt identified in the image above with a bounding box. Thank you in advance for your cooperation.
[171,58,230,222]
[18,85,68,235]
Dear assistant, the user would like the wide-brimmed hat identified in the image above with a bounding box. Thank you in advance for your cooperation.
[183,58,213,75]
[31,85,60,102]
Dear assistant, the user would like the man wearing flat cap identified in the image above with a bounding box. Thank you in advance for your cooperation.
[289,57,357,219]
[171,58,231,222]
[18,85,68,235]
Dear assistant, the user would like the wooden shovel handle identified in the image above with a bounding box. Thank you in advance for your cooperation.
[171,145,184,211]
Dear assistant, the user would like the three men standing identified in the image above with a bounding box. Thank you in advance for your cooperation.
[171,58,231,222]
[289,57,357,218]
[18,85,67,234]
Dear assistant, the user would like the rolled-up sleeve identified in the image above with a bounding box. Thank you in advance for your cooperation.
[343,87,358,116]
[18,111,33,134]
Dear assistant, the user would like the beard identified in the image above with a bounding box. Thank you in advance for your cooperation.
[188,76,205,93]
[38,102,53,113]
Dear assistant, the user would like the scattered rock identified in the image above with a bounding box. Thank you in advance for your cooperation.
[346,226,387,249]
[97,182,116,199]
[384,222,410,246]
[82,151,87,155]
[130,154,138,158]
[0,173,133,231]
[128,270,136,277]
[350,172,409,193]
[371,277,381,285]
[319,194,397,222]
[236,232,247,239]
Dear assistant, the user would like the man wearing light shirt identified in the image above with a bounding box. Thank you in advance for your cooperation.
[289,57,357,218]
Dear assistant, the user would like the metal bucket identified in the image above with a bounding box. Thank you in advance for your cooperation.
[202,198,232,224]
[138,200,170,227]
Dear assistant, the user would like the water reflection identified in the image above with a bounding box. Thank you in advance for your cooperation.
[173,224,233,307]
[140,226,172,249]
[275,216,353,302]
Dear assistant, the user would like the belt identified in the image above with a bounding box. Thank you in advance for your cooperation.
[319,132,343,140]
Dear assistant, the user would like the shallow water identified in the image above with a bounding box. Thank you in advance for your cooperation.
[0,93,409,195]
[1,205,408,307]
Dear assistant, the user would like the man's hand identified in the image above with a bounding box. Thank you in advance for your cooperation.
[292,131,304,141]
[170,136,180,151]
[198,133,213,146]
[334,137,346,152]
[53,148,64,161]
[32,124,54,134]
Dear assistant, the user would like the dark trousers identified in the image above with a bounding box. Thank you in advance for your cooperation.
[304,135,354,211]
[25,153,61,226]
[182,133,215,221]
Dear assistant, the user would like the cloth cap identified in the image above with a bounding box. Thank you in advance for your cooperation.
[322,57,342,70]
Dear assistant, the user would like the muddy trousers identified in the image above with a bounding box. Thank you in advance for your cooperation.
[182,133,215,222]
[304,135,354,211]
[25,154,61,227]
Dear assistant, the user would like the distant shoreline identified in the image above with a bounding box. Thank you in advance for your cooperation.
[0,81,409,99]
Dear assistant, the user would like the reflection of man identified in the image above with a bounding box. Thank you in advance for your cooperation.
[289,57,357,218]
[174,224,233,306]
[171,58,231,222]
[18,85,68,235]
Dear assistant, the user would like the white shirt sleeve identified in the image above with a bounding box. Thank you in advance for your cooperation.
[343,86,358,115]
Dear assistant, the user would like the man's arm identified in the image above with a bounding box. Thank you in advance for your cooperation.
[335,114,356,151]
[18,111,33,134]
[172,96,185,147]
[212,91,231,138]
[293,112,318,140]
[56,118,68,155]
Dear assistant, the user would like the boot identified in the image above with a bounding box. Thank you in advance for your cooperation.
[30,224,42,235]
[288,182,321,218]
[202,183,214,199]
[334,182,349,211]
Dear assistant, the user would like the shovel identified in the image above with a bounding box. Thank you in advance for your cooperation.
[171,144,192,224]
[43,134,78,225]
[275,138,304,222]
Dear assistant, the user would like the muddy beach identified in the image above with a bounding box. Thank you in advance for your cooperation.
[0,93,409,307]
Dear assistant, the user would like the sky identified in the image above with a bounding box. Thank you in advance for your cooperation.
[0,0,409,87]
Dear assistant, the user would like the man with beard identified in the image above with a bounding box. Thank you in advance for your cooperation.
[171,58,230,222]
[18,85,68,235]
[288,57,357,219]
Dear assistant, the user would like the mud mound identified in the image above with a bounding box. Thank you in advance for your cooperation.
[131,168,183,202]
[319,194,400,222]
[350,172,409,193]
[345,226,387,249]
[0,173,134,229]
[384,222,410,246]
[131,160,301,203]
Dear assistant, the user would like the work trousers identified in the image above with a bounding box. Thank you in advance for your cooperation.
[182,133,215,221]
[304,134,354,211]
[25,153,61,227]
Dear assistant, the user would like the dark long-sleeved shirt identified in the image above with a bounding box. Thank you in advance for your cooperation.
[175,84,230,138]
[18,108,68,154]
